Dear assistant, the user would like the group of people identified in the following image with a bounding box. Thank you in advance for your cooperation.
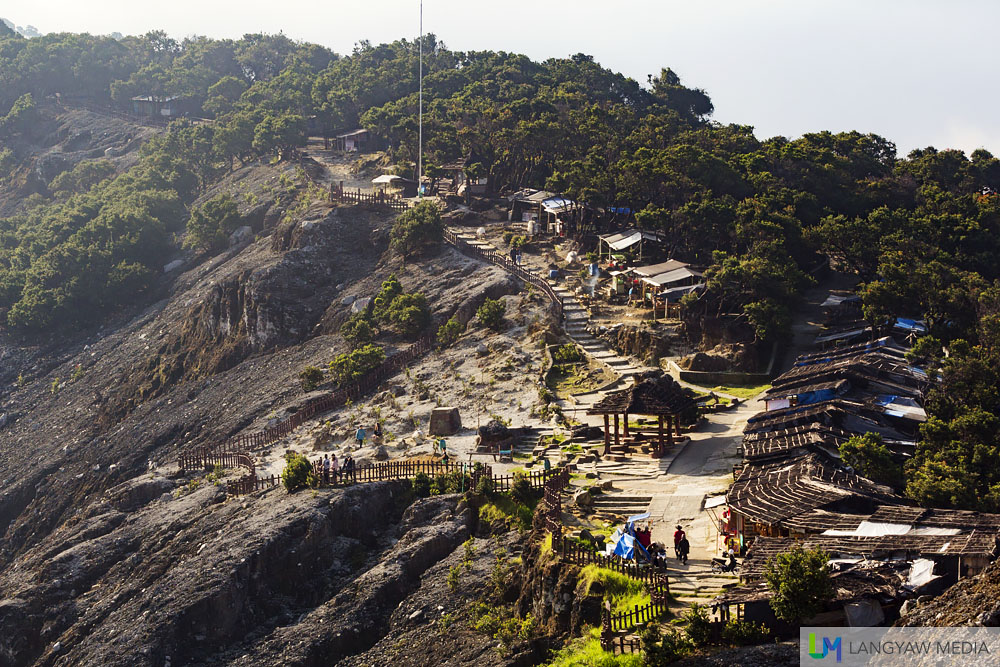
[673,524,690,565]
[354,422,384,449]
[509,246,523,266]
[318,453,356,485]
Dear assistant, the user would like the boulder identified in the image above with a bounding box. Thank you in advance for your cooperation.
[229,225,253,245]
[428,407,462,435]
[311,423,332,450]
[373,446,389,461]
[573,489,592,507]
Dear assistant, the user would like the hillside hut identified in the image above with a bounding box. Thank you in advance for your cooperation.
[588,371,698,456]
[334,128,372,152]
[130,95,191,118]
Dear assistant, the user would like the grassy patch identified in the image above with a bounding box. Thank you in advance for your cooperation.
[546,362,612,399]
[578,565,652,614]
[544,433,570,447]
[544,628,644,667]
[540,532,554,558]
[479,494,536,531]
[710,383,771,400]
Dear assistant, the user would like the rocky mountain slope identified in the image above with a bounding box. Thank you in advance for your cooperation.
[0,110,538,665]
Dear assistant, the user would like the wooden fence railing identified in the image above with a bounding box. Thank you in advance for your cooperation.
[178,333,434,473]
[443,229,564,322]
[232,459,564,496]
[543,467,570,537]
[558,534,671,648]
[603,633,642,656]
[560,537,670,596]
[331,185,409,212]
[602,589,669,633]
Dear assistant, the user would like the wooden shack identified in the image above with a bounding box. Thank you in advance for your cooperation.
[334,128,373,152]
[130,95,190,118]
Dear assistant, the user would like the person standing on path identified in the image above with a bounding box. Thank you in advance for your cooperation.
[330,453,339,483]
[678,535,690,565]
[322,455,331,485]
[673,525,686,560]
[355,425,367,449]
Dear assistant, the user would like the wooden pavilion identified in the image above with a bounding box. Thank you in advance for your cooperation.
[588,371,698,456]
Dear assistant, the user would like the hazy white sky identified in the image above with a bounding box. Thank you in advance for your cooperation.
[4,0,998,156]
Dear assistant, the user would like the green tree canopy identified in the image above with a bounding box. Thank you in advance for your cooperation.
[763,546,833,623]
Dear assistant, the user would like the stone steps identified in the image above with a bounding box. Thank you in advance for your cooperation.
[448,226,647,381]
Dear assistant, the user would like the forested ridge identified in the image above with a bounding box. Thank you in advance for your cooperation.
[2,28,1000,511]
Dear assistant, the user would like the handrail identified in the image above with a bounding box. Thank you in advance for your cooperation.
[443,229,564,322]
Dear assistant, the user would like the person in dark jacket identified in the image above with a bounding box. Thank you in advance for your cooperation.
[678,535,690,565]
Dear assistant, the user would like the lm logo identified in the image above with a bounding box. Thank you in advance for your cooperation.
[808,633,842,662]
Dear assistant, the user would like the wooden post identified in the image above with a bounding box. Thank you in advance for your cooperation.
[667,416,674,446]
[603,414,611,455]
[623,412,630,438]
[613,414,620,449]
[675,416,682,438]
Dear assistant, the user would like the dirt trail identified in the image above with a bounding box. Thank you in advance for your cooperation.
[302,138,375,191]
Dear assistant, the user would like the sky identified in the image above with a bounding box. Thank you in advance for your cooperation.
[4,0,999,156]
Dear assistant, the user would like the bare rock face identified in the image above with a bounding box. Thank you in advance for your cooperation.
[428,407,462,435]
[598,324,676,364]
[895,558,1000,627]
[0,480,478,667]
[679,342,758,372]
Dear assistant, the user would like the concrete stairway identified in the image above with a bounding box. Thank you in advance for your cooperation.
[550,283,644,380]
[590,492,653,520]
[663,559,740,606]
[446,227,648,382]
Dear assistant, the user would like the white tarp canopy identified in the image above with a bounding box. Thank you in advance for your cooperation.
[904,558,937,590]
[814,327,870,344]
[542,196,577,214]
[372,174,401,184]
[704,495,728,510]
[606,231,642,251]
[600,229,660,252]
[823,521,961,537]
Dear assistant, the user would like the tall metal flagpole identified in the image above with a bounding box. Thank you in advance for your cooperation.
[418,0,423,190]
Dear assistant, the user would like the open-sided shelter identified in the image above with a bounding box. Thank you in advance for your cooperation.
[587,371,697,456]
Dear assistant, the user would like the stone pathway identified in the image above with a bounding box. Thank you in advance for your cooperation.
[448,227,650,382]
[552,284,646,379]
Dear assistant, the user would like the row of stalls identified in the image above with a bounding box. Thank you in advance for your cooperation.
[708,290,1000,630]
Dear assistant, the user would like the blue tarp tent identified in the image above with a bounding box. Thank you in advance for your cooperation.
[605,512,652,561]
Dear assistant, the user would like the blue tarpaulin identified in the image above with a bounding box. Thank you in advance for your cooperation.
[796,388,837,405]
[894,318,928,334]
